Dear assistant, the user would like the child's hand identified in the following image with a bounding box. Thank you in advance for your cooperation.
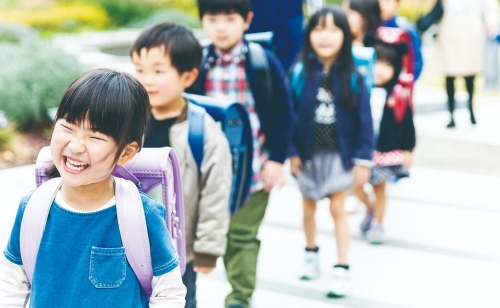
[193,266,214,274]
[262,161,285,192]
[353,165,370,186]
[289,156,302,176]
[403,151,413,169]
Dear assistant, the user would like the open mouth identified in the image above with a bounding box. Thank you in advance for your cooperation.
[63,156,90,173]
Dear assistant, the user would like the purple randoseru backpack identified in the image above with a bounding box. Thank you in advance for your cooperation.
[21,146,185,301]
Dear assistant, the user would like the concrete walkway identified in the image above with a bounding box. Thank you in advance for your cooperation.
[1,98,499,308]
[0,164,498,307]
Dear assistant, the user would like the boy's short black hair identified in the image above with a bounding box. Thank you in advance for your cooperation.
[198,0,251,20]
[131,22,202,75]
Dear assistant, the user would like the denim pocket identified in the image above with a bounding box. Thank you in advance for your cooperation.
[89,247,126,288]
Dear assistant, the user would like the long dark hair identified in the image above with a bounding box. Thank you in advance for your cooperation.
[349,0,382,34]
[302,6,357,108]
[46,69,151,178]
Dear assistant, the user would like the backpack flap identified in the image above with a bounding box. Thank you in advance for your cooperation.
[122,147,186,275]
[184,93,253,214]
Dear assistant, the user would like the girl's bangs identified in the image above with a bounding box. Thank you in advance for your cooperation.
[56,71,134,147]
[313,10,336,29]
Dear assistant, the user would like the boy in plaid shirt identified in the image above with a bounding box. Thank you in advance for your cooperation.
[189,0,294,307]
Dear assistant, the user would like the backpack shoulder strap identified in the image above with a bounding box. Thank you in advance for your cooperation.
[248,42,272,101]
[114,177,153,300]
[20,177,63,284]
[387,84,408,125]
[187,102,206,171]
[351,70,361,96]
[291,61,306,106]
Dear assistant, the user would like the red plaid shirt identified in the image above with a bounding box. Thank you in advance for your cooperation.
[205,42,269,195]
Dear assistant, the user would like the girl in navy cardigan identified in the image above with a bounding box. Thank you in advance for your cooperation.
[354,35,416,245]
[289,6,373,298]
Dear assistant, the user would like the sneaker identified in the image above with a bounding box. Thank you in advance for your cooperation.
[299,251,320,280]
[327,267,351,298]
[367,224,385,245]
[360,209,374,233]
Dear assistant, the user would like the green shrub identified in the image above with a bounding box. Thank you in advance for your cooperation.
[0,24,83,131]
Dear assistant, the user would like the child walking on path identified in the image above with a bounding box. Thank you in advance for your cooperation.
[378,0,423,81]
[289,6,373,298]
[190,0,294,307]
[131,23,232,308]
[0,69,186,307]
[354,35,416,245]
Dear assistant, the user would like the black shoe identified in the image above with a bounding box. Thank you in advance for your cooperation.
[471,114,476,125]
[446,120,455,128]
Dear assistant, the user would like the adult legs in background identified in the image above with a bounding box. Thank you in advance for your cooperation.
[224,191,270,308]
[446,76,456,128]
[465,75,476,124]
[182,262,197,308]
[328,190,350,265]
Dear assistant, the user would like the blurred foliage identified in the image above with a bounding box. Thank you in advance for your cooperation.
[0,21,38,43]
[0,0,201,32]
[0,23,83,131]
[90,0,159,27]
[131,9,201,29]
[0,3,109,35]
[164,0,198,17]
[0,126,15,151]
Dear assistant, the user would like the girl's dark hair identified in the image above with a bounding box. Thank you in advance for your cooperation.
[46,69,151,178]
[349,0,382,34]
[132,22,202,75]
[198,0,251,20]
[364,34,408,91]
[302,6,358,108]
